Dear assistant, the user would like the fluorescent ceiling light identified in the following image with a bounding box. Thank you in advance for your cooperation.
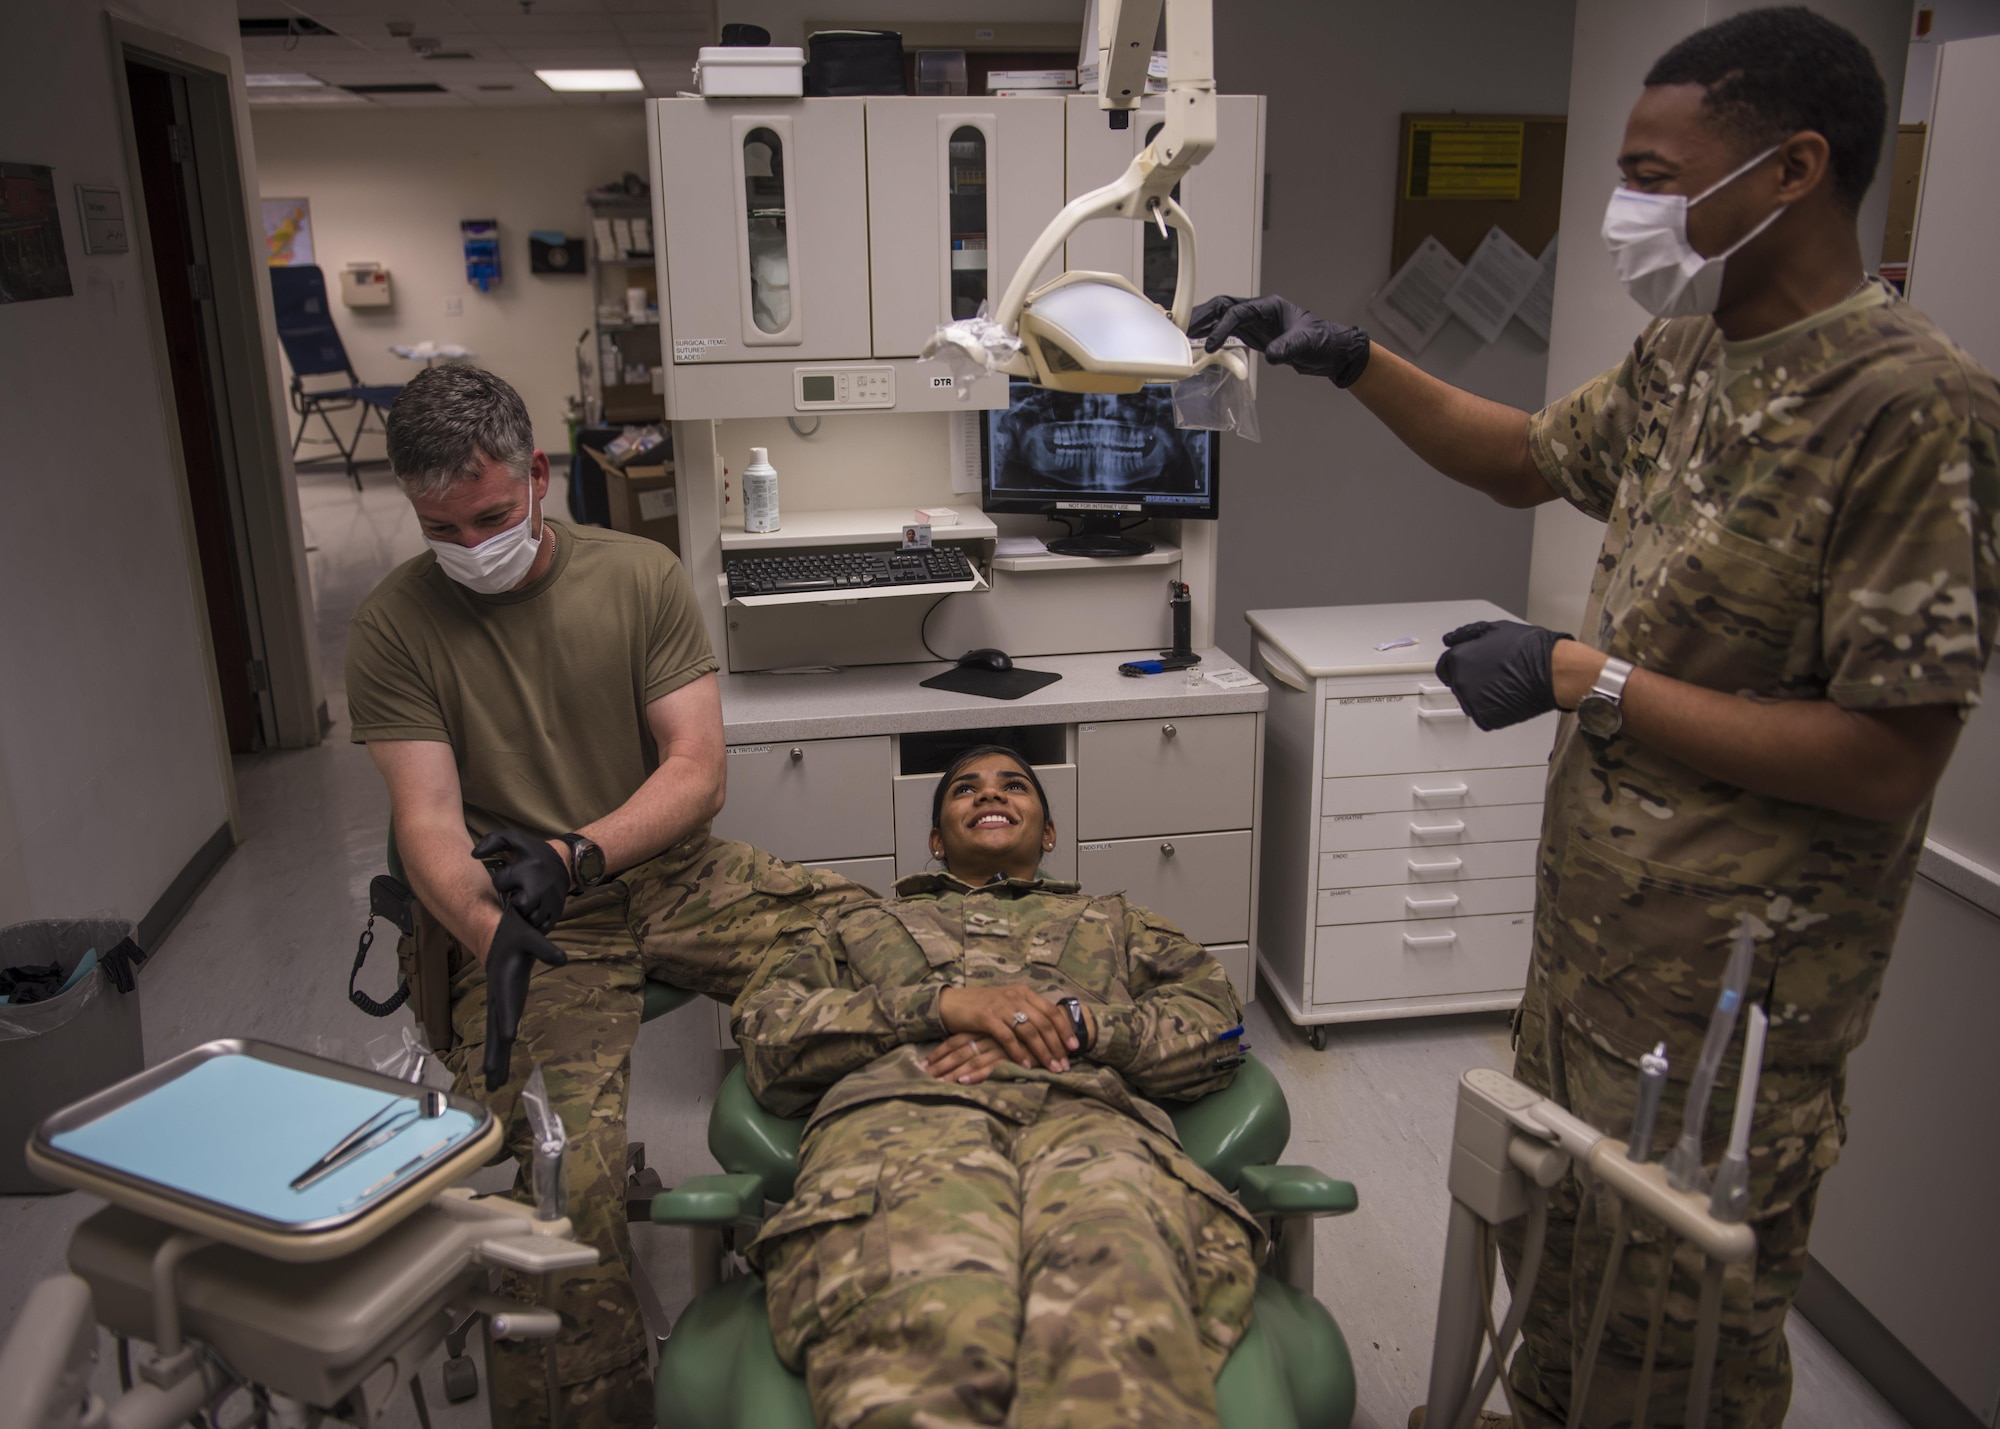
[248,88,366,104]
[246,71,325,87]
[535,68,643,92]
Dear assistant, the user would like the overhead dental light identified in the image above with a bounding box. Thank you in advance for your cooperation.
[923,0,1249,395]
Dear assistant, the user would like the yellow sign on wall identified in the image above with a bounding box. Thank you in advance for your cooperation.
[1405,121,1524,201]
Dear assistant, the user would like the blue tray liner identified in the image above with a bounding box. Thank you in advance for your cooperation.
[50,1053,482,1226]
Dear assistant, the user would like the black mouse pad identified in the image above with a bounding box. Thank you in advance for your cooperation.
[919,666,1063,701]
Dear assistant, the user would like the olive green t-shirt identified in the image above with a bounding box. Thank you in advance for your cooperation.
[346,520,718,839]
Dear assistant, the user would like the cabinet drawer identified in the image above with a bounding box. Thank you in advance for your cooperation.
[713,736,892,862]
[1077,829,1251,945]
[1317,876,1535,927]
[1319,839,1539,890]
[1206,943,1255,1004]
[1313,913,1533,1005]
[1322,688,1555,778]
[1322,764,1546,816]
[1319,803,1545,853]
[1078,712,1256,839]
[806,855,896,898]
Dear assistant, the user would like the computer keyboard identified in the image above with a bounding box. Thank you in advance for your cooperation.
[725,546,976,599]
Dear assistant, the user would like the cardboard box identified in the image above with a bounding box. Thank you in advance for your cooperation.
[605,463,679,554]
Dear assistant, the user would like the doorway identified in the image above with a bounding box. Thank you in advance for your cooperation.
[125,59,266,753]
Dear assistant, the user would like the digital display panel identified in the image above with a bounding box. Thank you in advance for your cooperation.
[984,382,1215,512]
[800,374,837,403]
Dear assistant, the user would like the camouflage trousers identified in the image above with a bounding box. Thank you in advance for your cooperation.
[1499,967,1847,1428]
[438,832,871,1429]
[749,1090,1259,1429]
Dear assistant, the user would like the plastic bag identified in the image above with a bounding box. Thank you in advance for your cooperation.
[522,1062,568,1222]
[307,1022,450,1089]
[1171,357,1261,441]
[920,304,1024,397]
[0,918,133,1041]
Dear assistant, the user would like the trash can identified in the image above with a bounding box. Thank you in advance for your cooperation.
[0,919,146,1194]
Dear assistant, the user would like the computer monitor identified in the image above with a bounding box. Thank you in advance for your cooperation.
[981,379,1218,557]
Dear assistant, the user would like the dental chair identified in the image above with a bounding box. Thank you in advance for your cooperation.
[649,1055,1360,1429]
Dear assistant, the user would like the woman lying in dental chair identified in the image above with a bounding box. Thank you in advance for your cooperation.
[731,745,1261,1429]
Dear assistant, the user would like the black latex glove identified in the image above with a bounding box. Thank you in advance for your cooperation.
[1433,620,1575,732]
[483,906,568,1091]
[473,829,570,934]
[1187,294,1372,388]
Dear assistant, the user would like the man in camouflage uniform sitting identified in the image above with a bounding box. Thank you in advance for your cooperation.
[733,746,1260,1429]
[346,364,865,1426]
[1193,10,1999,1427]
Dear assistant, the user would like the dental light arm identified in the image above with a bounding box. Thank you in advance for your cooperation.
[928,0,1240,393]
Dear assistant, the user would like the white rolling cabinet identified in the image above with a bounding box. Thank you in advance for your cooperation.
[1246,601,1554,1047]
[1063,95,1265,306]
[865,97,1067,358]
[653,98,872,364]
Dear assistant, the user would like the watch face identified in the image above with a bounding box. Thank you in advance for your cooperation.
[1577,695,1621,739]
[574,838,606,885]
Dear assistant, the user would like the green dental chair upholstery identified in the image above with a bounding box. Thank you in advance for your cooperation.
[652,1056,1360,1429]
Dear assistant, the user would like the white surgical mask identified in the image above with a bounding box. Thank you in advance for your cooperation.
[1602,146,1784,318]
[426,486,542,594]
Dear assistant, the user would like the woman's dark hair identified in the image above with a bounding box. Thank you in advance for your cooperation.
[929,745,1049,832]
[1645,7,1886,214]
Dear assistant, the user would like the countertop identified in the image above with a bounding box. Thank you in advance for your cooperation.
[1244,599,1521,679]
[717,647,1267,743]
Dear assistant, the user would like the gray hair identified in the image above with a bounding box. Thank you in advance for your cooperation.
[384,364,534,499]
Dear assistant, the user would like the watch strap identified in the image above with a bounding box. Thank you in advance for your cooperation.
[1590,655,1635,704]
[554,832,595,890]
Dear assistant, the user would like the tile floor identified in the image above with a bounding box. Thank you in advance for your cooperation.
[0,460,1909,1429]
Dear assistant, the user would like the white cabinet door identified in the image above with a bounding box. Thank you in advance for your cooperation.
[1062,94,1263,305]
[866,97,1066,357]
[1078,829,1253,945]
[713,736,893,861]
[1077,712,1257,839]
[654,98,872,363]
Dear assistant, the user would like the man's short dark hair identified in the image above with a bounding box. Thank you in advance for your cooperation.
[384,364,534,498]
[1645,6,1886,213]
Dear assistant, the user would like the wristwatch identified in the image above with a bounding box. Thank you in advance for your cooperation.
[556,833,608,891]
[1576,656,1635,738]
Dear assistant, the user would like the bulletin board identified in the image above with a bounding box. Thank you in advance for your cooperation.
[1391,114,1567,271]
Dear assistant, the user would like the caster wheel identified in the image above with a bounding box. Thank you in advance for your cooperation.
[1308,1025,1328,1051]
[442,1354,479,1404]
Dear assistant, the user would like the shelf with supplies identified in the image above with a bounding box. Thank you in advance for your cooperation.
[718,507,998,552]
[990,542,1181,574]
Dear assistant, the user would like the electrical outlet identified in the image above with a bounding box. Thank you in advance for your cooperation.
[443,296,463,316]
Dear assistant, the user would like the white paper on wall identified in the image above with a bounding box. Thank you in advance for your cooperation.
[1511,236,1559,345]
[1367,235,1464,353]
[1443,226,1542,344]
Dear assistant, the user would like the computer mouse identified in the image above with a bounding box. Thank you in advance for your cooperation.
[957,647,1014,674]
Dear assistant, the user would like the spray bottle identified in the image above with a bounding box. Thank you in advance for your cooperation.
[743,446,780,533]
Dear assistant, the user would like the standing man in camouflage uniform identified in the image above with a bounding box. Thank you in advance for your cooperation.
[733,747,1260,1429]
[1194,10,1999,1427]
[346,364,864,1426]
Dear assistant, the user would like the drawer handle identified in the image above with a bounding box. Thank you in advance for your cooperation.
[790,747,804,762]
[1410,821,1467,840]
[1416,706,1469,721]
[1406,895,1461,912]
[1409,858,1465,874]
[1160,841,1176,857]
[1417,681,1452,696]
[1403,930,1459,949]
[1412,783,1470,802]
[1162,723,1178,739]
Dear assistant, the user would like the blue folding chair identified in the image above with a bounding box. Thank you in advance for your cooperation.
[269,264,403,489]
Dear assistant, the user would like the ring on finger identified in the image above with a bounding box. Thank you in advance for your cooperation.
[1012,1011,1029,1026]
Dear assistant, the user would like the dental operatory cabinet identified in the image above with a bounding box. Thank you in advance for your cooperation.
[638,91,1268,1011]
